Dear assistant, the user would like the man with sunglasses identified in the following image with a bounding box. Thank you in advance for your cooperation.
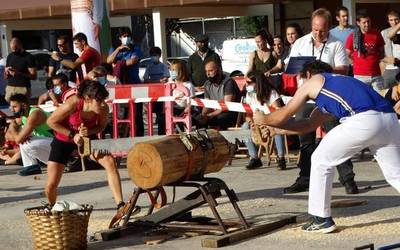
[48,35,81,83]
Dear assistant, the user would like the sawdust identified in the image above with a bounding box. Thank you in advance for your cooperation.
[271,212,400,240]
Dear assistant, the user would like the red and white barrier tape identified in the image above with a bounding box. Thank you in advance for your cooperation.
[39,96,273,114]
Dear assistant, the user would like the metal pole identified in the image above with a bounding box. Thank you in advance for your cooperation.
[233,17,236,38]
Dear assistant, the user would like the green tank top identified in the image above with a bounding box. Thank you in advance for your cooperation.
[22,107,53,138]
[253,50,277,73]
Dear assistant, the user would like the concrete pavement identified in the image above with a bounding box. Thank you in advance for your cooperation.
[0,155,399,250]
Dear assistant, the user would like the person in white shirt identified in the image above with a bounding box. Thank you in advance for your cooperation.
[242,71,286,170]
[286,14,348,74]
[381,10,400,90]
[170,60,195,115]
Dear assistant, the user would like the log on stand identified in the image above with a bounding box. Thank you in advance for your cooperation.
[94,129,297,247]
[127,129,230,189]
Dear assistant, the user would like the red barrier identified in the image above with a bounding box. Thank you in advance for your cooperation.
[106,83,176,138]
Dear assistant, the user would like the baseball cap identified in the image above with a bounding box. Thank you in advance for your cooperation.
[194,34,209,42]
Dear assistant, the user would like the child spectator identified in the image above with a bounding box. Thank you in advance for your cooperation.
[143,47,170,83]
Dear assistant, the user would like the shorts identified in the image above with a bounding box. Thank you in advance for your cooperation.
[48,137,77,165]
[5,86,31,103]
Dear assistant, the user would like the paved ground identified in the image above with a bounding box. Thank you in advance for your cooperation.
[1,155,399,250]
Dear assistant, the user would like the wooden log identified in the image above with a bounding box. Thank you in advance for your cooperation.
[127,129,230,189]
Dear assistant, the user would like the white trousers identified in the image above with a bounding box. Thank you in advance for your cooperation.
[20,136,53,167]
[309,111,400,217]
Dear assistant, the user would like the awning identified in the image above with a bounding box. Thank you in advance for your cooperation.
[0,0,278,21]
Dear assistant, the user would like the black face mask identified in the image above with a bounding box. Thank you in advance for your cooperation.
[13,107,24,117]
[207,75,218,82]
[198,45,208,53]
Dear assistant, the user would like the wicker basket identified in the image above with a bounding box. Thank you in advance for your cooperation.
[24,204,93,250]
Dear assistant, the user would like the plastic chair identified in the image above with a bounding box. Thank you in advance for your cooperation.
[165,83,192,134]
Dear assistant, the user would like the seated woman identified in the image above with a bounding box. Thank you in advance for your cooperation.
[170,60,196,115]
[242,71,286,170]
[46,80,125,210]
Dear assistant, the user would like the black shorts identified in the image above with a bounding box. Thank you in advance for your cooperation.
[48,137,77,165]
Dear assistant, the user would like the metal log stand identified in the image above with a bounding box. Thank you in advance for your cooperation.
[95,130,296,247]
[98,177,250,240]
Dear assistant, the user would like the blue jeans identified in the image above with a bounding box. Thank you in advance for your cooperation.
[241,122,285,159]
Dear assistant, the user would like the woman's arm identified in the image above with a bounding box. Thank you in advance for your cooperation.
[47,96,78,136]
[266,55,283,75]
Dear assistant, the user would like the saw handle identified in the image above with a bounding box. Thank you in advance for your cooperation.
[251,124,269,145]
[77,137,91,172]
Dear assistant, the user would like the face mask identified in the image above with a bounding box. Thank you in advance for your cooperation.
[97,76,107,86]
[53,86,62,95]
[151,56,160,63]
[246,85,255,93]
[199,45,208,53]
[13,107,24,117]
[207,74,218,82]
[121,37,132,46]
[170,70,178,80]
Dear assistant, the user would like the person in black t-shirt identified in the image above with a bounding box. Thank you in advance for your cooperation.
[48,35,81,83]
[4,37,37,102]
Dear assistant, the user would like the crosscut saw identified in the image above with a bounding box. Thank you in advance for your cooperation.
[78,128,267,158]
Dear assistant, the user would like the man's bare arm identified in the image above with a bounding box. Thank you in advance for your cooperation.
[276,108,333,134]
[14,110,47,144]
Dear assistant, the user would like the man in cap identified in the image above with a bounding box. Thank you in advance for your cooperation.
[187,34,222,91]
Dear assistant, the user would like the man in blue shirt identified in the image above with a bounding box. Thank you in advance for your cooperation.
[107,27,144,136]
[107,27,142,84]
[330,6,354,45]
[254,61,400,234]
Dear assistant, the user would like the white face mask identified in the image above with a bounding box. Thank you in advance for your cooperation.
[170,70,178,80]
[246,85,255,93]
[121,37,132,46]
[53,86,62,95]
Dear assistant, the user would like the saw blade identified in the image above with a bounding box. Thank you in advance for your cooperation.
[90,135,165,155]
[89,129,252,155]
[219,129,252,144]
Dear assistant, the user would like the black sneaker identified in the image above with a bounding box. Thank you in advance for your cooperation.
[344,180,359,194]
[277,157,286,170]
[283,181,309,194]
[17,165,42,176]
[302,216,337,233]
[246,158,263,170]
